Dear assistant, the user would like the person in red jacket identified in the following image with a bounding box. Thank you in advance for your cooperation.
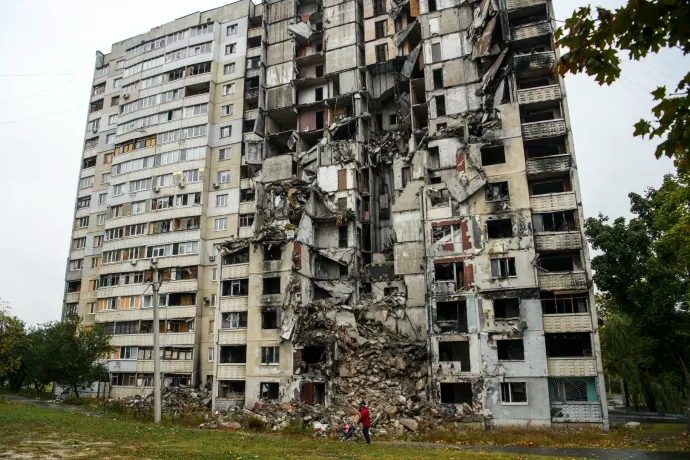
[356,402,371,444]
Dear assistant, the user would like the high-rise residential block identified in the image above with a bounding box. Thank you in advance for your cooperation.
[63,0,608,428]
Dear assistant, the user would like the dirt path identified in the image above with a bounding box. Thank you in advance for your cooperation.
[5,394,103,418]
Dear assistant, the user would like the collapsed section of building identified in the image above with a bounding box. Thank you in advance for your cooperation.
[63,0,608,429]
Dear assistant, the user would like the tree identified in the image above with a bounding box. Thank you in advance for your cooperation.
[586,173,690,428]
[555,1,690,170]
[0,313,26,385]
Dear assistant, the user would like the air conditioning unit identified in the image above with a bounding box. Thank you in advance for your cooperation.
[153,186,160,193]
[213,182,219,189]
[122,93,130,99]
[203,296,210,305]
[178,182,186,188]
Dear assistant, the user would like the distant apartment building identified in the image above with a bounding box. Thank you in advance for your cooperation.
[63,0,608,427]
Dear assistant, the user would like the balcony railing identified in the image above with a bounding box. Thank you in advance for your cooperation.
[535,232,582,251]
[244,108,258,120]
[517,84,561,105]
[507,0,546,10]
[547,357,597,376]
[530,191,578,213]
[244,88,259,100]
[543,313,592,333]
[514,51,555,72]
[526,153,571,176]
[511,21,552,41]
[522,118,567,139]
[432,280,462,295]
[539,271,588,291]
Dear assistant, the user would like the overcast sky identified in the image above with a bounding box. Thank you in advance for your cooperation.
[0,0,683,326]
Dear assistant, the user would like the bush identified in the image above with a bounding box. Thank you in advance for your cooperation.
[246,415,266,431]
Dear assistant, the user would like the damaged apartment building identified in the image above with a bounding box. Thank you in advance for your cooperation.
[63,0,608,428]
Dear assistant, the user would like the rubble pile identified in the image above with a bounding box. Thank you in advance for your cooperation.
[117,385,211,415]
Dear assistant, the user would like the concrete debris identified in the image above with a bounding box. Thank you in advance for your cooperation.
[116,385,211,415]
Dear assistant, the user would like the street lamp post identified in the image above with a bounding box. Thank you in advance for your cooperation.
[151,260,161,424]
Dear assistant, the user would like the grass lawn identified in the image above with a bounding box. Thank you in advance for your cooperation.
[0,400,555,460]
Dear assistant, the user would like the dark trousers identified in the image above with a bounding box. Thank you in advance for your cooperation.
[362,427,371,444]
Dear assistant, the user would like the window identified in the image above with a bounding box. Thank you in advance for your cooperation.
[222,279,249,296]
[261,308,278,329]
[214,218,228,231]
[216,194,228,207]
[486,219,513,238]
[436,300,468,333]
[431,42,441,62]
[485,181,510,202]
[110,205,122,218]
[224,63,236,74]
[438,341,471,371]
[532,211,577,233]
[374,0,386,15]
[183,103,208,118]
[263,277,281,295]
[103,152,112,164]
[260,382,279,400]
[234,190,253,204]
[219,345,247,363]
[530,177,571,195]
[239,214,254,227]
[93,235,104,247]
[220,126,232,138]
[338,225,348,248]
[541,292,588,314]
[227,24,238,35]
[76,216,89,228]
[221,312,247,329]
[113,78,122,88]
[225,43,237,55]
[76,196,91,209]
[101,173,110,184]
[210,294,217,306]
[549,377,598,403]
[130,178,152,192]
[435,95,446,117]
[217,171,230,184]
[94,66,108,78]
[490,258,516,279]
[88,302,96,314]
[315,65,324,77]
[181,169,200,183]
[440,382,472,405]
[375,44,387,63]
[546,333,592,357]
[90,99,103,113]
[91,257,101,269]
[119,346,137,360]
[401,167,411,188]
[315,87,324,101]
[116,60,125,70]
[190,23,213,37]
[113,184,125,196]
[481,145,506,165]
[131,201,146,214]
[261,346,280,364]
[111,95,119,106]
[98,193,107,205]
[223,83,235,95]
[497,339,524,360]
[501,382,527,404]
[96,214,106,226]
[494,298,521,319]
[105,133,116,144]
[79,176,94,189]
[189,42,212,56]
[433,68,444,89]
[73,237,86,249]
[223,248,249,265]
[212,268,217,281]
[222,104,233,116]
[208,347,214,362]
[111,373,137,386]
[219,148,231,160]
[86,119,100,133]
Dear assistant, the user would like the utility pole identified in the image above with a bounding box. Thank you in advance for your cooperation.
[151,260,162,424]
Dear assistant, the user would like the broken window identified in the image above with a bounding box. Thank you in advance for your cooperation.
[222,278,249,296]
[261,346,280,364]
[434,262,465,291]
[315,87,324,101]
[438,341,471,371]
[541,292,588,314]
[523,108,558,123]
[218,380,245,398]
[375,20,386,39]
[261,308,278,329]
[111,373,137,386]
[401,167,411,188]
[139,321,152,333]
[219,345,247,364]
[90,99,104,113]
[486,219,513,238]
[428,146,440,168]
[338,225,348,248]
[436,300,468,333]
[264,244,282,261]
[524,137,566,158]
[435,95,446,117]
[239,214,254,227]
[316,111,325,130]
[532,211,576,233]
[501,382,527,403]
[433,68,444,89]
[530,177,571,195]
[163,319,194,333]
[167,293,196,306]
[315,65,324,77]
[384,287,399,296]
[375,44,387,63]
[538,253,576,272]
[263,277,281,294]
[545,333,592,357]
[83,156,97,169]
[485,181,509,202]
[301,382,326,405]
[440,382,472,405]
[431,43,441,62]
[490,258,516,279]
[481,145,506,166]
[240,188,255,202]
[221,312,247,329]
[374,0,386,15]
[497,339,524,360]
[260,382,279,400]
[494,298,520,319]
[223,248,249,265]
[549,377,598,403]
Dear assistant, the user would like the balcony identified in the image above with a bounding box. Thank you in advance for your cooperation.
[64,292,80,304]
[218,329,248,345]
[530,191,578,212]
[518,84,561,105]
[244,108,258,120]
[539,271,588,291]
[136,360,194,373]
[245,88,259,100]
[551,403,602,423]
[514,51,555,73]
[507,0,546,10]
[217,363,246,379]
[511,21,552,41]
[245,67,261,79]
[547,357,597,376]
[220,295,249,312]
[248,27,262,39]
[543,313,593,333]
[65,270,83,281]
[247,47,262,58]
[535,232,582,251]
[526,154,570,176]
[522,119,566,139]
[221,263,249,280]
[432,280,463,296]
